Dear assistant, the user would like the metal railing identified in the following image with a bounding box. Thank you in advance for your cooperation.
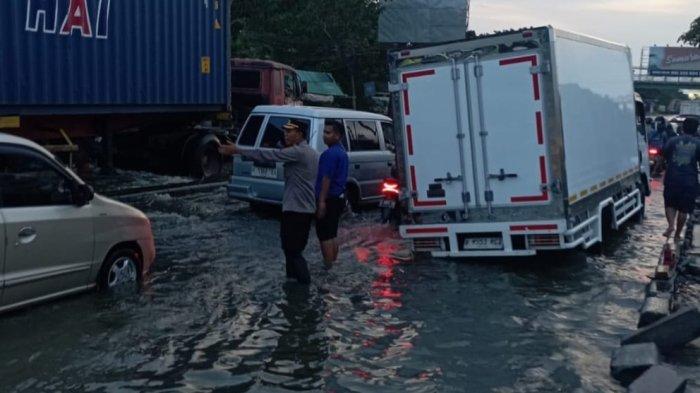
[633,67,700,87]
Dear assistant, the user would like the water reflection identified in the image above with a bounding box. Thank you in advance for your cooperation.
[261,283,327,390]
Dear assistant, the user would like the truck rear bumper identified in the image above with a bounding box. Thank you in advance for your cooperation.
[400,187,644,258]
[400,220,573,257]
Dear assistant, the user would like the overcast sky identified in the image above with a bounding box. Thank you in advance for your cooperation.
[469,0,698,65]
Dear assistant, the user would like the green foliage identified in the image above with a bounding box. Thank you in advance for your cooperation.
[231,0,387,109]
[678,16,700,47]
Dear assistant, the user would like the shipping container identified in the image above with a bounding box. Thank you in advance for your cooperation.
[0,0,231,115]
[0,0,232,178]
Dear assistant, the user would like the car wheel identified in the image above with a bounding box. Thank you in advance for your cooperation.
[99,247,141,293]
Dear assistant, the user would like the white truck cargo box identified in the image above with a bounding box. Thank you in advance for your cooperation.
[388,26,649,257]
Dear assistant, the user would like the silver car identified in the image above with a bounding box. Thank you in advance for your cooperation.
[0,133,156,313]
[227,106,395,209]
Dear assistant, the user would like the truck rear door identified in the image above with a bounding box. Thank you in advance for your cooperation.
[399,65,474,211]
[468,53,550,206]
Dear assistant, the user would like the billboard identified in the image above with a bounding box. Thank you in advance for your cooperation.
[648,47,700,77]
[378,0,469,43]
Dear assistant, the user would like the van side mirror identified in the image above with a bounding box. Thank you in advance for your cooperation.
[301,81,308,94]
[73,183,95,207]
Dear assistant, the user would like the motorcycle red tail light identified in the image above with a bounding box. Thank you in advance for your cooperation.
[382,178,400,198]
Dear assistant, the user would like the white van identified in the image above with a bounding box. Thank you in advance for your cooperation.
[0,133,155,313]
[227,106,395,209]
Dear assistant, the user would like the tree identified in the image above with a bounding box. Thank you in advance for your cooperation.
[231,0,386,109]
[678,16,700,47]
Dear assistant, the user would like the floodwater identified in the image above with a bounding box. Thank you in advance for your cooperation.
[1,173,699,392]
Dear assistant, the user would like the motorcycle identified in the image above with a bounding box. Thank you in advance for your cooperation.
[649,147,664,177]
[379,178,401,224]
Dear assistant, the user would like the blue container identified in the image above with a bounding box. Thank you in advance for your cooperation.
[0,0,230,115]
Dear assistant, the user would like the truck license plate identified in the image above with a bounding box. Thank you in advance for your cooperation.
[252,166,277,179]
[463,237,503,250]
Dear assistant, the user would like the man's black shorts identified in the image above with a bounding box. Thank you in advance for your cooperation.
[316,197,345,242]
[664,184,697,214]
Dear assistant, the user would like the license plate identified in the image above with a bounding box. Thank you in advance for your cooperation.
[379,199,396,208]
[251,166,277,179]
[463,237,503,250]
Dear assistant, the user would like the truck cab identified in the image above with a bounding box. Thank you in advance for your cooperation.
[231,59,305,127]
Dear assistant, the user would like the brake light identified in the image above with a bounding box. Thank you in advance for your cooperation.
[649,148,659,155]
[382,178,400,198]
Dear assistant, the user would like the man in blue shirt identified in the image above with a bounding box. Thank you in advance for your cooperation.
[662,117,700,240]
[315,120,349,267]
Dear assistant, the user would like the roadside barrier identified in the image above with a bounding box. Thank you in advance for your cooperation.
[609,198,700,391]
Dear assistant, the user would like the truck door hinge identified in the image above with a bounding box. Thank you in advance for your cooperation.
[451,67,461,80]
[484,190,494,202]
[530,62,551,74]
[462,192,471,203]
[474,65,484,77]
[388,82,408,93]
[550,180,561,194]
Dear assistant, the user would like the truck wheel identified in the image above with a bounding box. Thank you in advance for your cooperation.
[191,141,223,179]
[634,188,646,223]
[595,206,615,253]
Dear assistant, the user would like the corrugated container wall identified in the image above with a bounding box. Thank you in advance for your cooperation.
[0,0,231,115]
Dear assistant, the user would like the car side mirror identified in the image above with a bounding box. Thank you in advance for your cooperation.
[73,183,95,207]
[301,81,308,94]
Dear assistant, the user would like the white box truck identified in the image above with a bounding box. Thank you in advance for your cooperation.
[386,26,650,257]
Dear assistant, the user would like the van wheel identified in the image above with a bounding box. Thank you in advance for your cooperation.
[346,186,360,213]
[99,247,141,293]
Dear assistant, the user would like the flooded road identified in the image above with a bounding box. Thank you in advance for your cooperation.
[1,173,699,392]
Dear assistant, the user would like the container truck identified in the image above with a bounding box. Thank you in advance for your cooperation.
[385,26,650,257]
[0,0,232,177]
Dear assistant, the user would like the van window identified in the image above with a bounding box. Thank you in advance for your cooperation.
[260,116,311,148]
[325,118,349,150]
[0,149,73,208]
[346,120,380,151]
[381,122,395,152]
[232,70,261,89]
[238,115,265,146]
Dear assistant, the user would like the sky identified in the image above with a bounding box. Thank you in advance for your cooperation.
[468,0,698,66]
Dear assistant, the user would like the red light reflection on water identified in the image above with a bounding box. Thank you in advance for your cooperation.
[354,247,371,263]
[373,240,403,310]
[332,230,435,385]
